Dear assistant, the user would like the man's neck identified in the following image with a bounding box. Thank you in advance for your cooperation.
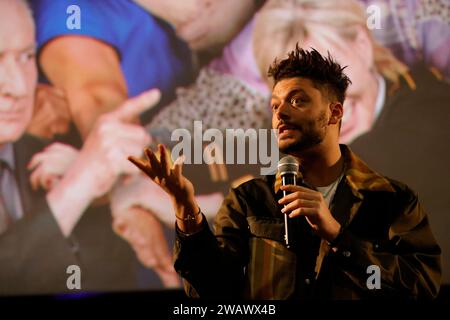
[294,142,344,187]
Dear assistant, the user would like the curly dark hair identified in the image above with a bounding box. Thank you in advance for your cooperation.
[268,44,352,103]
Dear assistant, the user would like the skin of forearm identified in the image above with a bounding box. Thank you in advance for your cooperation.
[46,164,96,237]
[66,83,129,139]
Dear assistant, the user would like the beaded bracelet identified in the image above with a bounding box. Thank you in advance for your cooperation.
[175,207,201,222]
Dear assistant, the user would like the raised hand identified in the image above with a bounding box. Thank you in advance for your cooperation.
[46,89,160,236]
[69,89,160,198]
[128,144,201,233]
[128,145,195,206]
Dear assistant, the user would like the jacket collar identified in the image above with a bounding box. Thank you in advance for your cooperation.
[273,144,395,196]
[341,144,395,196]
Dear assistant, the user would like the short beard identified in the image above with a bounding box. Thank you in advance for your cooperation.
[279,111,328,154]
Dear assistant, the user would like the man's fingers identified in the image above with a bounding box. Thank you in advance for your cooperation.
[128,156,154,179]
[27,152,46,170]
[280,184,315,193]
[111,89,161,122]
[173,155,185,179]
[144,147,162,177]
[288,207,315,218]
[28,144,68,170]
[158,144,170,176]
[278,191,318,204]
[281,198,317,214]
[45,176,58,190]
[45,142,73,153]
[29,166,42,191]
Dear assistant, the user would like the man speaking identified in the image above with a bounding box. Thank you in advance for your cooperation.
[129,46,441,300]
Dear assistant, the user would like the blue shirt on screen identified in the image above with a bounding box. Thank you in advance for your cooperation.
[31,0,193,119]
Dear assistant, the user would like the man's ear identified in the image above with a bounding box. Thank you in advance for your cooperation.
[329,102,343,125]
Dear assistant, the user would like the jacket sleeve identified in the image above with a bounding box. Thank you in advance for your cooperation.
[329,191,442,299]
[173,188,250,299]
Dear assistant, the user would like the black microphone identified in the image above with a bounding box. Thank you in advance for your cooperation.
[278,156,300,248]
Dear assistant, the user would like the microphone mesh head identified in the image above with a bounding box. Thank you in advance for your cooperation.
[277,156,299,175]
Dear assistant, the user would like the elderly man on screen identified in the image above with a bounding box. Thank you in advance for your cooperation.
[0,0,170,294]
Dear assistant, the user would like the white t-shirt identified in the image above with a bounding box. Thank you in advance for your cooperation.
[315,172,345,207]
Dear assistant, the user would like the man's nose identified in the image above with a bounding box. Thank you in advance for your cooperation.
[275,101,291,120]
[0,57,28,98]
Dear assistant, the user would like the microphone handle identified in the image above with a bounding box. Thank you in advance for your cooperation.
[282,174,297,248]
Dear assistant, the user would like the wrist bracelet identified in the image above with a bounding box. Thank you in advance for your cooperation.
[175,207,201,222]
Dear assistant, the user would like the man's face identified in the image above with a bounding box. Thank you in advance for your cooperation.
[0,0,37,145]
[271,77,331,155]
